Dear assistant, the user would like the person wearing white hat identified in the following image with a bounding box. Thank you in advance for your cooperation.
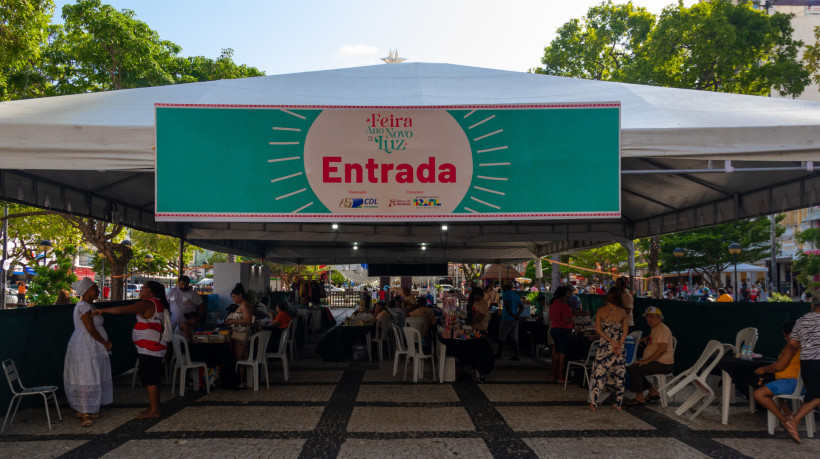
[625,306,674,406]
[63,277,112,427]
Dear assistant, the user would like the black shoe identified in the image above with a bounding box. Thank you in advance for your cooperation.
[479,376,487,383]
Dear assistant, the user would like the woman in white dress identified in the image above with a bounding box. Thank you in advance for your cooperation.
[63,278,113,427]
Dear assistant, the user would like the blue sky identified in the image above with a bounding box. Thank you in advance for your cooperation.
[51,1,697,76]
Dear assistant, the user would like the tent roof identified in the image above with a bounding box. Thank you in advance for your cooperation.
[1,63,819,264]
[480,264,524,280]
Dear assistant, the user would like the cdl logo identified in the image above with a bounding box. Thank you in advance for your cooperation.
[352,198,378,208]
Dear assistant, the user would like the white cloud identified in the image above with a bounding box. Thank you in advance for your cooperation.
[337,44,379,57]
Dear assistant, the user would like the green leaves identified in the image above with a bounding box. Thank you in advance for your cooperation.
[28,245,79,305]
[1,0,264,100]
[657,216,783,289]
[538,0,810,96]
[539,1,655,81]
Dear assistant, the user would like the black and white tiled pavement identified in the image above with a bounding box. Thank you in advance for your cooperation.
[2,313,818,458]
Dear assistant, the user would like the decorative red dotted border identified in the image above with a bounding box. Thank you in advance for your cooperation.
[155,212,621,219]
[154,103,620,109]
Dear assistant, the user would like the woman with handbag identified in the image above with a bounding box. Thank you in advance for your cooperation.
[224,283,254,387]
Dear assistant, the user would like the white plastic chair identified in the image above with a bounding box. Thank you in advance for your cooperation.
[724,327,759,356]
[651,336,677,407]
[129,358,140,388]
[236,330,272,391]
[285,320,298,361]
[722,327,758,404]
[405,317,426,334]
[2,359,62,433]
[265,329,290,382]
[367,317,391,361]
[564,342,599,390]
[403,326,436,382]
[391,324,409,378]
[663,339,725,420]
[767,372,815,438]
[171,335,210,396]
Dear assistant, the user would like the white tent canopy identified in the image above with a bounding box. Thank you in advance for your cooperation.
[1,63,819,264]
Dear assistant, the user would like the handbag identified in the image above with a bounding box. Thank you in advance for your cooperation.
[231,328,249,342]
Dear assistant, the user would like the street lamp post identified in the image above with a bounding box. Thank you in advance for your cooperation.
[38,240,52,267]
[144,253,154,284]
[673,248,684,299]
[728,243,742,300]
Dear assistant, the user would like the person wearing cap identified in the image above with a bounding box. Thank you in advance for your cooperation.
[625,306,674,406]
[63,278,112,427]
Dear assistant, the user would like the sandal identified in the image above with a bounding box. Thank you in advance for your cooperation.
[80,414,93,427]
[75,412,100,419]
[645,394,661,402]
[625,399,646,406]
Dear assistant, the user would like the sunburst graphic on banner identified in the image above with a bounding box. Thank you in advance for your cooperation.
[451,109,511,214]
[266,108,317,214]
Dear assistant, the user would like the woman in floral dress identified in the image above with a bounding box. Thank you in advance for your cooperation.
[588,287,629,411]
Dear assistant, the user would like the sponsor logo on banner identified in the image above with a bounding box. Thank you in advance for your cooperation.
[413,197,441,207]
[351,197,378,209]
[389,199,412,207]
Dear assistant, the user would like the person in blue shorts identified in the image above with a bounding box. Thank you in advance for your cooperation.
[753,321,803,430]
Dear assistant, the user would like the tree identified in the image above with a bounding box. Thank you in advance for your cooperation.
[27,245,78,305]
[0,202,82,276]
[459,264,488,284]
[0,0,54,97]
[568,243,629,284]
[174,48,264,83]
[129,230,196,276]
[794,227,820,295]
[637,236,662,298]
[804,25,820,89]
[50,0,180,93]
[60,216,133,301]
[638,0,809,96]
[658,216,783,290]
[537,0,810,96]
[537,1,654,81]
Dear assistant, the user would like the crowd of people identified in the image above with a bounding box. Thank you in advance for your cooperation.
[56,273,819,445]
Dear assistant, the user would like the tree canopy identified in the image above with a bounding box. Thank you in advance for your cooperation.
[537,0,810,96]
[0,0,264,100]
[658,216,783,289]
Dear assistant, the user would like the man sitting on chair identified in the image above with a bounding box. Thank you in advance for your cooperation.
[625,306,675,406]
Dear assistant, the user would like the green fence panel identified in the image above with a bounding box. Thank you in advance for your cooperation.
[0,301,137,413]
[629,298,810,373]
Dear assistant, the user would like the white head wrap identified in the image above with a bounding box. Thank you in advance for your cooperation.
[71,277,96,297]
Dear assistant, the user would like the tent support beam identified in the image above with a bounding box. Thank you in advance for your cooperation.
[623,188,676,210]
[638,158,732,197]
[623,165,813,175]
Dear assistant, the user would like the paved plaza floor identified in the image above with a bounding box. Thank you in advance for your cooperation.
[1,312,818,458]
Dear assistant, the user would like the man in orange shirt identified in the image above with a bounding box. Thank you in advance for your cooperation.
[17,281,26,305]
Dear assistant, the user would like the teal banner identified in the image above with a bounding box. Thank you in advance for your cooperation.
[155,104,620,221]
